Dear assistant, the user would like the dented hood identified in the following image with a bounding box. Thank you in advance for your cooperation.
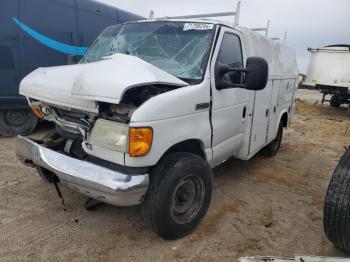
[20,54,188,112]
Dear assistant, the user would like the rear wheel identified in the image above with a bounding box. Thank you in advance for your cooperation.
[324,147,350,254]
[262,122,283,157]
[0,108,38,137]
[141,152,213,239]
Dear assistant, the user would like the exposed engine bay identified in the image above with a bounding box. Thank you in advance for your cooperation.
[30,84,177,141]
[99,84,174,123]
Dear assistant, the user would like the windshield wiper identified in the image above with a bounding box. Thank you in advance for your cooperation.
[179,78,202,85]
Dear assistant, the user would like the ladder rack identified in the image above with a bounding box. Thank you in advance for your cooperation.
[250,20,288,43]
[250,20,270,36]
[150,1,288,42]
[153,1,241,26]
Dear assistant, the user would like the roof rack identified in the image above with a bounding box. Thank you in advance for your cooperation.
[270,32,288,43]
[250,21,288,43]
[150,2,287,42]
[152,1,242,26]
[250,20,270,36]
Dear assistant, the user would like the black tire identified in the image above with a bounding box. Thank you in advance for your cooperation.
[262,122,283,157]
[324,147,350,254]
[140,152,213,239]
[330,96,341,108]
[0,109,38,137]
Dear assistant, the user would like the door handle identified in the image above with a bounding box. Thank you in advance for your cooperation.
[242,106,247,118]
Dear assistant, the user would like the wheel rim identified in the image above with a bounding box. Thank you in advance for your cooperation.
[4,109,29,128]
[170,174,205,225]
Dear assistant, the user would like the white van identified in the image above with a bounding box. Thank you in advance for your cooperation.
[16,19,298,239]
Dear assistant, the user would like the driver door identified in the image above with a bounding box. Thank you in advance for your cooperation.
[210,27,249,165]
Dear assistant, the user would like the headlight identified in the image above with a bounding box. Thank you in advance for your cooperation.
[88,119,128,152]
[128,127,153,157]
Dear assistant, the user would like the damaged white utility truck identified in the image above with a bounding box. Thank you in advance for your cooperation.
[16,19,298,239]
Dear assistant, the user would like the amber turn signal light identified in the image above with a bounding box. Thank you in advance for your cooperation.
[128,127,153,157]
[31,106,43,119]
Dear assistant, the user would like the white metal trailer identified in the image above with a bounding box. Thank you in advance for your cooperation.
[304,45,350,107]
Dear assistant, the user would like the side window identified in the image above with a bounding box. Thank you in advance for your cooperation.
[215,33,243,87]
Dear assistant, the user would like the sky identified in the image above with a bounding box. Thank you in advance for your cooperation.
[98,0,350,73]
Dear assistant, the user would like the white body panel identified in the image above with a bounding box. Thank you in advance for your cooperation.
[209,27,249,167]
[305,46,350,88]
[20,19,298,169]
[20,54,187,112]
[236,26,298,159]
[20,64,99,113]
[71,54,188,104]
[128,79,212,167]
[249,81,273,154]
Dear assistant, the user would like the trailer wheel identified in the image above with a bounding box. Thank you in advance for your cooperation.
[324,147,350,254]
[330,96,341,108]
[262,122,283,157]
[0,109,38,137]
[140,152,213,239]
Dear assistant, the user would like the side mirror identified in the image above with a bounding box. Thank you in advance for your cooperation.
[215,63,244,90]
[214,57,268,91]
[244,57,268,91]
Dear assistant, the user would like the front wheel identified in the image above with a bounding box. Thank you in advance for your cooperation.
[0,109,38,137]
[141,152,213,239]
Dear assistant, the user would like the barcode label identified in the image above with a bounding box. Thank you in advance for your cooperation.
[183,23,214,31]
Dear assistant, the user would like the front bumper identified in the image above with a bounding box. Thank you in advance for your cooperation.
[16,136,149,206]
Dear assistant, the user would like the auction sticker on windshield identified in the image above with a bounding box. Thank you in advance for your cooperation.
[183,23,214,31]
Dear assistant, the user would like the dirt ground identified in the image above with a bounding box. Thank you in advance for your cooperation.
[1,90,350,262]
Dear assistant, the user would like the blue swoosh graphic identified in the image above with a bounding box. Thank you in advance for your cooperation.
[12,17,88,56]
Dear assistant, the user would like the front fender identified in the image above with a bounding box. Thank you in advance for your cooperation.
[125,111,212,167]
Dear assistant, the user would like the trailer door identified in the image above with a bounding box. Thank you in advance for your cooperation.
[19,0,78,77]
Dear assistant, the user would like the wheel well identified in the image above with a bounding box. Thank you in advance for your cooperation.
[281,112,288,128]
[164,139,206,160]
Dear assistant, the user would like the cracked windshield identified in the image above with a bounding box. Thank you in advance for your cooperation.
[81,22,216,83]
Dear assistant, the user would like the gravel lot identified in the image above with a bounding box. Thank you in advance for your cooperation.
[1,90,350,261]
